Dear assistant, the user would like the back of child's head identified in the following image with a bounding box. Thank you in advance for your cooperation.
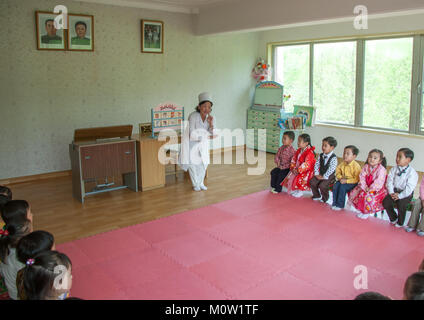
[398,147,414,161]
[0,186,12,209]
[366,148,387,168]
[404,272,424,300]
[17,231,55,265]
[283,131,295,142]
[0,200,32,262]
[23,250,72,300]
[322,136,337,148]
[1,200,29,224]
[354,291,391,300]
[345,145,359,156]
[299,133,311,146]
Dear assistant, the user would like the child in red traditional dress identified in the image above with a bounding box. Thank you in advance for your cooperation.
[348,149,388,220]
[281,133,316,198]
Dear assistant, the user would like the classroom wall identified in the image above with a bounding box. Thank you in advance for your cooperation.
[258,12,424,171]
[0,0,260,180]
[195,0,424,35]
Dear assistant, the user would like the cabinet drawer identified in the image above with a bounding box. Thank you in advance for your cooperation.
[80,141,135,180]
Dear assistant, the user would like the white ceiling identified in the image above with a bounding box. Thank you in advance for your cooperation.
[76,0,235,13]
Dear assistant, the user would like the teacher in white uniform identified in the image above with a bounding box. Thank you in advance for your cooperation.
[179,92,217,191]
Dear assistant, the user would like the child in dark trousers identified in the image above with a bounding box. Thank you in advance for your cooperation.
[383,148,418,228]
[270,131,296,193]
[310,136,338,203]
[331,145,361,211]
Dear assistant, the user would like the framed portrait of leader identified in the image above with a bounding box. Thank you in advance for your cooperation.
[141,20,163,53]
[68,14,94,51]
[35,11,66,51]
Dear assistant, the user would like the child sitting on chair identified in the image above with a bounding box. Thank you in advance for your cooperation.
[331,145,361,211]
[281,133,316,198]
[270,131,295,193]
[405,176,424,237]
[383,148,418,228]
[348,149,388,220]
[310,136,338,203]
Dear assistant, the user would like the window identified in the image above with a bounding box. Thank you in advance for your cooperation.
[273,34,424,135]
[313,41,356,125]
[363,38,413,131]
[274,44,309,112]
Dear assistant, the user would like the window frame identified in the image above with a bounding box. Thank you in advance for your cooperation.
[270,33,424,136]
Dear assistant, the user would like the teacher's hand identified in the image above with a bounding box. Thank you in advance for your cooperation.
[207,115,214,126]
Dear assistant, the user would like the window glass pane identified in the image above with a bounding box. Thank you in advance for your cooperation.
[363,38,413,131]
[275,45,309,113]
[313,41,356,124]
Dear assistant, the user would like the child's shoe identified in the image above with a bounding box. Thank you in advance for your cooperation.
[332,206,342,211]
[404,226,415,232]
[394,223,403,228]
[312,197,321,201]
[417,230,424,237]
[291,190,303,198]
[390,219,398,225]
[270,188,278,194]
[193,186,201,191]
[200,184,208,191]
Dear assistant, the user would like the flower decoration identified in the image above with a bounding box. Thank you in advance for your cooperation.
[252,58,271,82]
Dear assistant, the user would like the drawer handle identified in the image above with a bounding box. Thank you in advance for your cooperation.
[85,156,91,160]
[125,151,131,155]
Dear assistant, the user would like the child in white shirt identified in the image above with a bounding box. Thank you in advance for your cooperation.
[383,148,418,228]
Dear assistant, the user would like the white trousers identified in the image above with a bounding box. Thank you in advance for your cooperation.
[188,164,207,188]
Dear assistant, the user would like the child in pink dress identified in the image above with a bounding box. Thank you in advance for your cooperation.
[348,149,388,219]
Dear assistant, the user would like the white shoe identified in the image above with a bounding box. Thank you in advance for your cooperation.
[193,186,201,191]
[390,220,398,225]
[404,226,415,233]
[395,223,403,228]
[270,188,278,194]
[291,190,303,198]
[312,197,321,201]
[417,230,424,237]
[360,214,370,220]
[332,206,342,211]
[200,184,208,191]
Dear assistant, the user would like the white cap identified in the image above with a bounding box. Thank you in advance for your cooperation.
[198,92,213,105]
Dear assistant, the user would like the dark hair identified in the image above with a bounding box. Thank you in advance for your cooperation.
[195,100,213,112]
[17,231,54,265]
[298,133,311,146]
[366,149,387,168]
[345,145,359,156]
[404,272,424,300]
[354,291,391,300]
[0,200,32,262]
[398,148,414,161]
[23,250,72,300]
[0,186,12,212]
[75,21,87,30]
[283,131,295,141]
[322,136,337,148]
[45,19,54,26]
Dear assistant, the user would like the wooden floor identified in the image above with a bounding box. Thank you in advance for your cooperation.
[8,150,275,244]
[7,149,423,245]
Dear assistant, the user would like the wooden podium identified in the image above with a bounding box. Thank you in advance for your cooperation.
[69,125,138,203]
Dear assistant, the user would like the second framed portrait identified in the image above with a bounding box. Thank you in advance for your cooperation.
[141,20,163,54]
[68,14,94,51]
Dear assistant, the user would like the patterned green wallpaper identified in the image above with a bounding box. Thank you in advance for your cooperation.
[0,0,259,179]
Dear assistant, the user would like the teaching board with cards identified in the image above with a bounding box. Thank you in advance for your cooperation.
[151,103,184,138]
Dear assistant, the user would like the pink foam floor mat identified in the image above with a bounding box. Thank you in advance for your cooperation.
[56,191,424,300]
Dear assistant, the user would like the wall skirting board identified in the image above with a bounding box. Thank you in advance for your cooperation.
[0,145,246,185]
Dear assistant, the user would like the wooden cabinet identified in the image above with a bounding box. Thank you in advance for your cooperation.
[69,125,138,203]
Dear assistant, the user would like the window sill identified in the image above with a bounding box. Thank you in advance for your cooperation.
[314,122,424,140]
